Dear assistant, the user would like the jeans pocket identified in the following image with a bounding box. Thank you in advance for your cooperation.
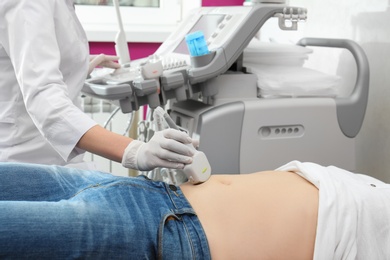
[158,213,193,260]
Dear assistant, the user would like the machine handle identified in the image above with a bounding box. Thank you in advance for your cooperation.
[297,37,370,138]
[83,79,133,100]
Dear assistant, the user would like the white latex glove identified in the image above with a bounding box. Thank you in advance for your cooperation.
[192,139,199,149]
[122,129,197,171]
[88,54,121,75]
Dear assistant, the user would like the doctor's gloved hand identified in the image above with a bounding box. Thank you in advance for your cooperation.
[88,54,121,75]
[121,129,197,171]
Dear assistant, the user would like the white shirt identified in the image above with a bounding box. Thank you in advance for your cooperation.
[277,161,390,260]
[0,0,97,166]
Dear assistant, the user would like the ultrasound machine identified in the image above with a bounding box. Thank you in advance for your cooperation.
[83,3,369,174]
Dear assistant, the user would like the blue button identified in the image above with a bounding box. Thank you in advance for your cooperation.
[185,31,210,57]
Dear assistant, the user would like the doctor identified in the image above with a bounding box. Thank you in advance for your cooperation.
[0,0,196,170]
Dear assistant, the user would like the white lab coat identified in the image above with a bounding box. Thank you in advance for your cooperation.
[0,0,97,168]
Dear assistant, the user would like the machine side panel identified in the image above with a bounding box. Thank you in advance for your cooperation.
[240,98,356,173]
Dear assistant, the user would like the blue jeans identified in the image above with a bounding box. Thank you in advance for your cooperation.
[0,162,211,259]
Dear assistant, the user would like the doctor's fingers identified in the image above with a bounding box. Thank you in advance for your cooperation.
[89,54,119,62]
[149,157,186,170]
[96,54,121,68]
[161,128,194,145]
[152,148,193,166]
[89,54,120,71]
[157,137,198,158]
[192,139,200,149]
[100,60,121,69]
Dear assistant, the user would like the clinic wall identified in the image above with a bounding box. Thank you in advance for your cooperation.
[88,0,243,56]
[285,0,390,181]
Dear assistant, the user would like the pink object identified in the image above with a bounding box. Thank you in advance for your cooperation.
[202,0,242,6]
[89,42,161,60]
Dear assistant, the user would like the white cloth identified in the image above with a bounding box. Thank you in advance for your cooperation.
[276,161,390,260]
[0,0,97,166]
[246,64,340,98]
